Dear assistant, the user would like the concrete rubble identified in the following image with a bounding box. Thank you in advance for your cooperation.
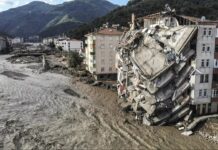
[115,5,217,135]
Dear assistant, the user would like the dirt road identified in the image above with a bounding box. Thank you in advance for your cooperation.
[0,55,217,150]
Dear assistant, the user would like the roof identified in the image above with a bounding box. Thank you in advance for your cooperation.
[85,28,123,37]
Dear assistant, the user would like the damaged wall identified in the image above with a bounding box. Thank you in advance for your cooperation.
[114,5,215,134]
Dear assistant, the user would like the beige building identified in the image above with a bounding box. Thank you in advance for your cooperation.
[85,28,122,80]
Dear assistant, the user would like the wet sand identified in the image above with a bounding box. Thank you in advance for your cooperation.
[0,55,217,149]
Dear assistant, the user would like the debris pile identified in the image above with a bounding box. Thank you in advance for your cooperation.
[116,5,199,133]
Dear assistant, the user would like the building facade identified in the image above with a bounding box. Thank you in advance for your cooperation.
[140,14,218,116]
[55,38,83,53]
[12,37,24,44]
[85,28,122,80]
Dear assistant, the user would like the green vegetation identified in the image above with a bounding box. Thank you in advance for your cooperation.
[0,0,118,37]
[68,51,84,68]
[67,0,218,40]
[49,42,55,48]
[58,46,63,51]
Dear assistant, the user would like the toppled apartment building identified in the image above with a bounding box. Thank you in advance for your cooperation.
[116,5,218,132]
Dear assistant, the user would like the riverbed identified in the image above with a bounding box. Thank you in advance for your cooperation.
[0,55,217,149]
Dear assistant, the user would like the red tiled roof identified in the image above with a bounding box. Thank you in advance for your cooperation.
[97,28,123,35]
[85,28,123,36]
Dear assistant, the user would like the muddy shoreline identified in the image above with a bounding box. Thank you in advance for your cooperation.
[0,54,217,149]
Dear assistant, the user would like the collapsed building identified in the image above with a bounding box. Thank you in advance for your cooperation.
[116,5,218,133]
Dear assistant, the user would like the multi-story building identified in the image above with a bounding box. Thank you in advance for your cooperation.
[42,37,54,45]
[12,37,24,44]
[85,27,122,80]
[60,39,83,53]
[138,13,218,116]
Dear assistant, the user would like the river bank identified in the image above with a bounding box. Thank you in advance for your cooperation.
[0,54,217,149]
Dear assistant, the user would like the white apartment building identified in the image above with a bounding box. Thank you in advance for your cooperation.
[12,37,23,44]
[140,13,218,115]
[56,38,83,53]
[42,37,54,45]
[85,28,122,80]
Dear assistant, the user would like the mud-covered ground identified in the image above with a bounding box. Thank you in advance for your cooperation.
[0,55,217,150]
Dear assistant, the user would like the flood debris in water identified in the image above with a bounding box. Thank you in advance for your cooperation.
[1,71,29,80]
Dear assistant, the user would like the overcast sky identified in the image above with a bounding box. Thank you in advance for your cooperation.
[0,0,128,12]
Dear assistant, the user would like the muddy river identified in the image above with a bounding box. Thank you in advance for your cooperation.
[0,55,217,150]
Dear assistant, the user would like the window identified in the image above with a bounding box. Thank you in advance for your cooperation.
[109,67,113,72]
[217,104,218,113]
[101,67,105,72]
[205,74,209,82]
[208,103,211,114]
[199,89,203,97]
[212,89,218,98]
[207,46,210,52]
[201,60,205,67]
[203,89,207,97]
[202,104,206,114]
[196,105,201,115]
[203,28,207,36]
[200,74,209,83]
[206,59,210,67]
[200,75,204,83]
[215,45,218,52]
[202,44,206,52]
[208,28,212,36]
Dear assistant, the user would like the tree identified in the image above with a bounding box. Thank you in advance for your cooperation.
[68,51,84,68]
[49,42,55,48]
[58,46,63,51]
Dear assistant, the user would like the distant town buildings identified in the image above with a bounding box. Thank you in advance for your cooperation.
[43,36,83,53]
[42,37,54,45]
[12,37,24,44]
[56,38,83,53]
[85,27,123,80]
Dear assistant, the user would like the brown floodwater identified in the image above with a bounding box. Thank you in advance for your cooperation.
[0,55,217,150]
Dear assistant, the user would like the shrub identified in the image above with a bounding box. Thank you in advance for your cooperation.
[68,51,84,68]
